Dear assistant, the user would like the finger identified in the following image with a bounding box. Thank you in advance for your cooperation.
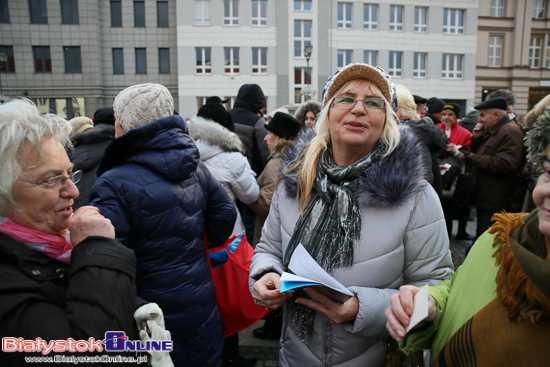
[389,294,410,326]
[385,306,407,340]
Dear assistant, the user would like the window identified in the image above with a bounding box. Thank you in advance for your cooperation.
[134,1,145,27]
[337,3,352,29]
[157,1,168,27]
[488,35,503,67]
[294,67,312,103]
[546,38,550,68]
[135,48,146,74]
[363,4,377,30]
[252,47,267,74]
[529,36,542,68]
[337,50,352,68]
[112,48,124,74]
[443,9,464,34]
[0,0,10,23]
[413,52,427,78]
[294,20,312,57]
[414,7,427,32]
[224,47,239,74]
[33,46,51,73]
[159,48,170,74]
[491,0,504,17]
[196,47,211,74]
[388,51,402,77]
[442,54,463,79]
[29,0,47,24]
[533,0,545,18]
[195,0,210,25]
[224,0,239,25]
[63,46,81,73]
[0,46,15,72]
[294,0,311,11]
[251,0,266,26]
[111,1,122,27]
[389,5,403,31]
[60,0,78,24]
[363,50,377,65]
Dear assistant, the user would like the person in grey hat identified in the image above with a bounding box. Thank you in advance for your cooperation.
[90,83,237,367]
[464,97,524,239]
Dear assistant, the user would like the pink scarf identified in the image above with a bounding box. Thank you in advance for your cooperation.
[0,217,73,263]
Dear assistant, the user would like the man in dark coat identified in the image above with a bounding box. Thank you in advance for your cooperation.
[465,97,524,238]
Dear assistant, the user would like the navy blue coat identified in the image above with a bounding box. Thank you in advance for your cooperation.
[90,115,236,367]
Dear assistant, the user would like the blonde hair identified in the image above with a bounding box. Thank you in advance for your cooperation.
[524,94,550,129]
[395,84,420,121]
[286,79,400,209]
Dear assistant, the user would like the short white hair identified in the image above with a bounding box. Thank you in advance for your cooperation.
[0,99,72,214]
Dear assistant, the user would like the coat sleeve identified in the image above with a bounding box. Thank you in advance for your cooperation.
[346,184,454,338]
[247,159,280,217]
[227,153,260,205]
[201,163,238,248]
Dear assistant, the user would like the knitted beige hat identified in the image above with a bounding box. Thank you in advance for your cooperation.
[69,116,94,135]
[113,83,174,132]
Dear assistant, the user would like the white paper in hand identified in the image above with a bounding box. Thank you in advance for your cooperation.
[405,285,429,333]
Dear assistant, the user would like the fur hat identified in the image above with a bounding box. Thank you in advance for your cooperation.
[525,109,550,168]
[442,103,461,119]
[93,107,115,126]
[113,83,174,132]
[322,63,396,112]
[197,103,235,132]
[474,97,507,111]
[69,116,94,135]
[265,112,301,140]
[425,97,446,113]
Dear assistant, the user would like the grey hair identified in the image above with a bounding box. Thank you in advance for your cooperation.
[487,89,516,106]
[0,99,72,214]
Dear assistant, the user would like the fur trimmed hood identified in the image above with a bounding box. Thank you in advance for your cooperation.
[70,124,115,147]
[281,125,429,208]
[188,116,243,155]
[294,100,322,126]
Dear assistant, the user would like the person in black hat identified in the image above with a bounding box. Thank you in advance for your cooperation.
[197,102,235,132]
[413,95,428,118]
[425,97,446,124]
[206,96,229,104]
[464,97,524,240]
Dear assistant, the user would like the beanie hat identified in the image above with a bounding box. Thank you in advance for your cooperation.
[69,116,94,135]
[322,63,397,113]
[442,103,461,119]
[197,103,235,132]
[113,83,174,132]
[425,97,446,113]
[264,112,301,140]
[206,96,229,104]
[93,107,115,126]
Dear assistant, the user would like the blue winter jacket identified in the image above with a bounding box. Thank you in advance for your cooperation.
[90,115,236,367]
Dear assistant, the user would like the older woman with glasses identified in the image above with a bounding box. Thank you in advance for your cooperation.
[249,63,453,367]
[0,99,139,366]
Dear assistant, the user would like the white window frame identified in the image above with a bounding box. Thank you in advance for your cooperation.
[195,47,211,74]
[389,5,403,31]
[529,36,542,68]
[443,8,464,34]
[252,47,267,74]
[442,54,463,79]
[294,0,311,11]
[337,49,352,68]
[337,2,352,29]
[546,37,550,68]
[294,20,312,57]
[363,4,378,30]
[223,0,239,25]
[251,0,266,26]
[388,51,402,77]
[533,0,545,18]
[363,50,377,65]
[413,52,427,78]
[224,47,239,74]
[294,67,312,104]
[414,7,427,32]
[488,35,503,67]
[194,0,210,26]
[490,0,504,17]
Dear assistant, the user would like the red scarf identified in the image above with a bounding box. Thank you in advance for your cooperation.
[0,217,73,263]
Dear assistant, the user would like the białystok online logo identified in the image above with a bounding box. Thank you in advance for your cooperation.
[2,331,173,354]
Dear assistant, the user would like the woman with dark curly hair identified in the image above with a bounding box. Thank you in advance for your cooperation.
[294,100,322,128]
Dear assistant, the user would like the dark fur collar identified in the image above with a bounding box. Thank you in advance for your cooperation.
[281,125,429,208]
[71,124,115,147]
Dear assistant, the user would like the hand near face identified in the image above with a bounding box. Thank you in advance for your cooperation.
[69,206,115,246]
[473,123,484,138]
[296,287,359,325]
[252,272,293,310]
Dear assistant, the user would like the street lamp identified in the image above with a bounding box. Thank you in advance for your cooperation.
[0,53,7,100]
[303,44,313,100]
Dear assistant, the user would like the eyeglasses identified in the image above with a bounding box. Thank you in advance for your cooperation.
[19,170,82,190]
[332,96,385,110]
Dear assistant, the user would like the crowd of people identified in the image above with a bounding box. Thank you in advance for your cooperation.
[0,61,548,367]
